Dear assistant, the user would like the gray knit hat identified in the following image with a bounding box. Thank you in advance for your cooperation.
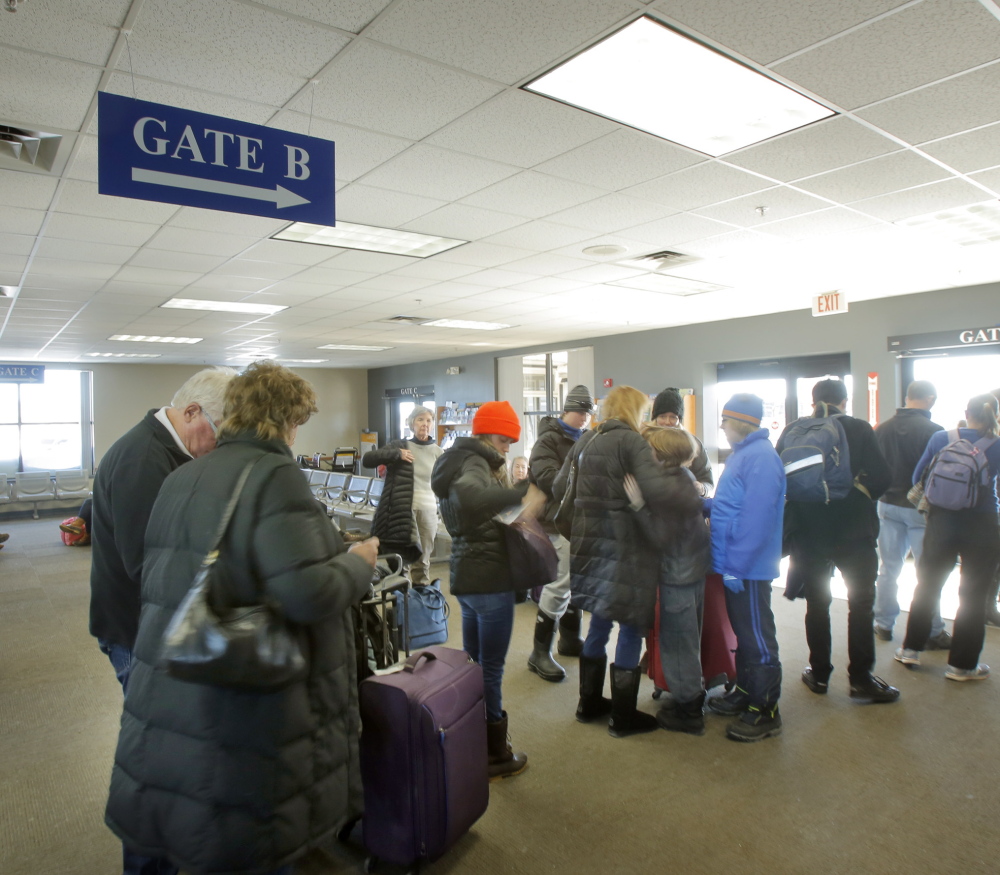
[652,388,684,421]
[564,384,594,413]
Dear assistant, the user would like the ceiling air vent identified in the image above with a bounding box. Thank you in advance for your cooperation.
[0,122,72,175]
[380,315,429,325]
[618,250,700,272]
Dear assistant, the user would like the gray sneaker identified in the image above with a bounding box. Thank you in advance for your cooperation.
[894,647,921,666]
[945,664,990,681]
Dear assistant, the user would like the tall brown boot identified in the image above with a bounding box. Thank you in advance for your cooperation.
[486,711,528,780]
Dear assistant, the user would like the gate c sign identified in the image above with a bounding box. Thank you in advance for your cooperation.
[98,92,335,225]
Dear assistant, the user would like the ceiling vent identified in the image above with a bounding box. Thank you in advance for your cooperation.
[618,250,701,272]
[380,315,429,325]
[0,122,73,175]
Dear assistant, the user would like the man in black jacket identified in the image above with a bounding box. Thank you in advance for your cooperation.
[873,380,950,646]
[778,379,899,704]
[89,367,236,695]
[526,385,593,682]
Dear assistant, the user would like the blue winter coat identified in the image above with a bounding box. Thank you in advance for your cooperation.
[708,429,785,581]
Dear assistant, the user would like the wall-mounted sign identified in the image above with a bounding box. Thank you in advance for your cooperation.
[603,378,613,388]
[867,372,879,427]
[812,291,847,316]
[0,364,44,383]
[383,385,435,399]
[98,93,335,224]
[887,326,1000,355]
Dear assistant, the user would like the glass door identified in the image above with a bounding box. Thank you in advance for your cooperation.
[907,352,1000,432]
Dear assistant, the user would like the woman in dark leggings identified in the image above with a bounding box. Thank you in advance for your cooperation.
[896,393,1000,681]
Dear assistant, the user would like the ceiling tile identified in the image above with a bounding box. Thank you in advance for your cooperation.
[694,186,832,227]
[127,249,227,274]
[544,193,671,233]
[34,238,137,264]
[773,1,1000,109]
[0,0,128,65]
[187,275,277,294]
[167,207,286,237]
[617,212,736,247]
[480,220,594,251]
[794,151,951,203]
[334,183,446,228]
[0,48,102,130]
[44,213,160,247]
[147,227,256,258]
[0,206,45,236]
[426,90,616,168]
[850,177,993,222]
[434,243,534,268]
[403,204,525,240]
[390,260,477,282]
[757,207,882,240]
[461,171,606,219]
[968,167,1000,195]
[325,250,418,273]
[56,180,179,223]
[253,0,393,32]
[0,231,38,256]
[625,162,773,211]
[243,239,337,266]
[212,259,302,281]
[0,170,59,211]
[920,122,1000,174]
[359,144,519,201]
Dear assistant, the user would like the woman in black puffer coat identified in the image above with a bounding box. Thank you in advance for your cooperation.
[553,385,671,739]
[105,361,379,875]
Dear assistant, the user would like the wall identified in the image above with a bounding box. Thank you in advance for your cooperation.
[367,280,1000,456]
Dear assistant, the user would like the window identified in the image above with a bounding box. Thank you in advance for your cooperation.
[521,351,569,455]
[0,370,94,474]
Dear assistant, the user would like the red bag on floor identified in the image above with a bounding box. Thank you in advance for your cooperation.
[60,517,90,546]
[646,573,736,694]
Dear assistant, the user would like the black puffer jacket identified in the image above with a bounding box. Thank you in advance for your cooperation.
[431,437,528,596]
[553,420,673,630]
[105,433,373,875]
[528,415,576,532]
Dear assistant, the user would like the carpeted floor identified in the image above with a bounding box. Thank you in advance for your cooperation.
[2,515,997,875]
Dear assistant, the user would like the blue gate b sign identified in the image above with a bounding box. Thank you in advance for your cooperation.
[98,92,335,225]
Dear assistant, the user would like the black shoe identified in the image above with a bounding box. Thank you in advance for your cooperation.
[725,707,782,742]
[925,630,952,651]
[706,686,750,716]
[656,693,706,736]
[849,674,900,704]
[873,624,893,642]
[801,668,829,695]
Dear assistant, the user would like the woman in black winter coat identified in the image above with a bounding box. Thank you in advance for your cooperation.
[105,361,379,875]
[361,405,443,583]
[553,385,672,739]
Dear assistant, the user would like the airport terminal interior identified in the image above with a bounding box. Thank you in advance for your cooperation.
[4,1,1000,873]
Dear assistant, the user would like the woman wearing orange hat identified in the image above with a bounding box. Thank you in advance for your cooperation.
[431,400,545,779]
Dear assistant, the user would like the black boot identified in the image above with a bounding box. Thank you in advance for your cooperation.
[608,664,659,738]
[486,711,527,780]
[986,570,1000,627]
[656,691,706,736]
[576,653,612,723]
[557,605,585,657]
[527,610,566,682]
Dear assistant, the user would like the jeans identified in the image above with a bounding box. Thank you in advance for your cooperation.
[723,581,781,711]
[581,614,644,669]
[457,591,516,722]
[658,581,705,704]
[904,508,1000,669]
[538,534,572,620]
[98,638,135,694]
[791,540,878,683]
[874,502,943,636]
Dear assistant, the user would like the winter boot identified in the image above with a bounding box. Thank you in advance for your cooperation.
[656,691,706,736]
[527,610,566,682]
[557,605,585,657]
[486,711,528,780]
[608,664,659,738]
[575,653,612,723]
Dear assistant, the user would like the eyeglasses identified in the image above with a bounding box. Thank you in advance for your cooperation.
[202,408,219,435]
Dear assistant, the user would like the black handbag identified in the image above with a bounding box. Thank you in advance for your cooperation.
[553,447,584,540]
[503,514,559,588]
[159,459,308,692]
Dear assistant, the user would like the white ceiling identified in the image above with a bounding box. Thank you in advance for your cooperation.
[2,0,1000,369]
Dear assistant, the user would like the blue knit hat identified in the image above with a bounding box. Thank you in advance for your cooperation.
[722,393,763,427]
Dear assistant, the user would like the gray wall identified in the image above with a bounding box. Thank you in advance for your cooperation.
[367,280,1000,454]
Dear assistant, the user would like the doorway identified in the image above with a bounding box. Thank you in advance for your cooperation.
[903,351,1000,432]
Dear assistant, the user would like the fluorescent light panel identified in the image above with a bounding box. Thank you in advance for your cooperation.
[317,344,393,351]
[525,16,834,157]
[280,358,329,363]
[109,334,202,344]
[85,352,162,358]
[161,298,288,315]
[897,200,1000,246]
[273,221,467,258]
[421,319,511,331]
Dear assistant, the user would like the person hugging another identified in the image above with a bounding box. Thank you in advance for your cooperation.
[625,425,710,735]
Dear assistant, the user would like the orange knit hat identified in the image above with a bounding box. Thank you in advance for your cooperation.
[472,400,521,441]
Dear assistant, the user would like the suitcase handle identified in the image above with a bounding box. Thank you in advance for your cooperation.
[403,650,437,673]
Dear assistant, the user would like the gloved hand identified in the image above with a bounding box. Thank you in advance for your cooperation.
[722,574,744,594]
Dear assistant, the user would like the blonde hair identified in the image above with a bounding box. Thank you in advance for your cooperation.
[967,393,1000,438]
[600,385,649,432]
[218,360,318,442]
[641,424,696,467]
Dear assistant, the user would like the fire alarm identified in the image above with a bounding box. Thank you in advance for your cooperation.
[603,378,613,388]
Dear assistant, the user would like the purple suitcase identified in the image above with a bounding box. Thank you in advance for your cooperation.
[359,646,489,870]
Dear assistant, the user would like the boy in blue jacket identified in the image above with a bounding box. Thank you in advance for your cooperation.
[704,394,786,741]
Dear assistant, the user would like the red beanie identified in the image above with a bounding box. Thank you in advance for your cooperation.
[472,401,521,441]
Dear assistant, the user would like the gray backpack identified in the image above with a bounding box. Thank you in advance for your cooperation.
[923,430,998,510]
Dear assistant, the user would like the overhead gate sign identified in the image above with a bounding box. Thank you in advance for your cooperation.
[98,92,335,225]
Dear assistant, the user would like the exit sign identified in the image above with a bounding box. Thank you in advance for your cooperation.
[812,291,847,316]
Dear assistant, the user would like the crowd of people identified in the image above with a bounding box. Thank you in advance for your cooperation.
[84,364,1000,873]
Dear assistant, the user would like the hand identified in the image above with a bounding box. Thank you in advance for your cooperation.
[348,537,380,568]
[519,483,547,519]
[399,449,414,463]
[722,574,744,594]
[623,474,644,510]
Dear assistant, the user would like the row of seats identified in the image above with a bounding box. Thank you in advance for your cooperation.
[0,469,93,518]
[302,469,384,525]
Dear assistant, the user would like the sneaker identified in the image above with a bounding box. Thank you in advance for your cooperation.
[801,668,829,694]
[706,686,750,717]
[725,707,782,742]
[849,674,900,703]
[894,647,921,666]
[873,624,893,642]
[926,630,953,651]
[945,664,990,681]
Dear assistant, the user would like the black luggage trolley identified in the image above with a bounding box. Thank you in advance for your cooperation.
[354,554,410,679]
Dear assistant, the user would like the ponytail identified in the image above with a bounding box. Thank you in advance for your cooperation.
[967,393,999,438]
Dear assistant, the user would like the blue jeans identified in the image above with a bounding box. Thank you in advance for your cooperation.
[723,581,782,712]
[874,501,943,636]
[457,591,516,723]
[98,638,135,694]
[581,614,644,669]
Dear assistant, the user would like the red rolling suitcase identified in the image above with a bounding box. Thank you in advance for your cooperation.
[359,646,489,872]
[647,573,737,696]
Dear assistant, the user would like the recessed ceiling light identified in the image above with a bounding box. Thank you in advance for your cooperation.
[582,244,627,257]
[273,220,467,258]
[420,319,512,331]
[525,16,834,157]
[280,358,329,364]
[161,298,288,315]
[109,334,202,344]
[85,352,162,358]
[317,344,393,351]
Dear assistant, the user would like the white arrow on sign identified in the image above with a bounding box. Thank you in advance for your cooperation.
[131,167,310,209]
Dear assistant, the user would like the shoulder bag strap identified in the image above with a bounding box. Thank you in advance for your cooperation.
[203,459,259,569]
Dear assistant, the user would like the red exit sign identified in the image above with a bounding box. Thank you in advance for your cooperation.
[812,291,848,316]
